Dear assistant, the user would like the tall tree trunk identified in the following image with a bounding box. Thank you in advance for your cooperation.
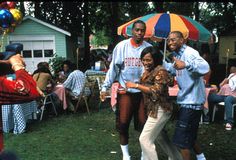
[53,1,57,24]
[194,2,200,21]
[110,2,119,46]
[19,2,25,17]
[34,1,40,19]
[83,1,90,71]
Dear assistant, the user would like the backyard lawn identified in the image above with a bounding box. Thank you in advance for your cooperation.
[3,103,236,160]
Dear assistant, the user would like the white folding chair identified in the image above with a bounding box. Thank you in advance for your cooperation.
[40,93,58,121]
[96,76,111,110]
[212,102,236,122]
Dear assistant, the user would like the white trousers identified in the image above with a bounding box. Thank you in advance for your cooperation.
[139,108,183,160]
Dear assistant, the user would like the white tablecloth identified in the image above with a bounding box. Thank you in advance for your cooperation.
[2,101,38,134]
[85,69,106,76]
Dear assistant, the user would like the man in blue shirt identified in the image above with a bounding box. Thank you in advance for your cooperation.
[163,31,210,160]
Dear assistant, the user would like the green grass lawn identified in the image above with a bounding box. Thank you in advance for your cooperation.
[3,104,236,160]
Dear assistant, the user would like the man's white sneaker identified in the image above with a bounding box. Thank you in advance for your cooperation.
[225,123,233,131]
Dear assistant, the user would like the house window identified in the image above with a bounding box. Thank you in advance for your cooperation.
[33,50,43,57]
[22,50,32,58]
[44,49,53,57]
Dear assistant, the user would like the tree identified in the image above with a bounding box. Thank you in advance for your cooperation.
[200,2,236,35]
[90,30,111,47]
[83,1,90,71]
[19,2,26,17]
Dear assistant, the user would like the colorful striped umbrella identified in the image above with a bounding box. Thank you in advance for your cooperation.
[118,13,212,59]
[118,13,211,42]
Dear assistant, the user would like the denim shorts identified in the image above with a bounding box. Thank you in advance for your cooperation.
[172,107,202,149]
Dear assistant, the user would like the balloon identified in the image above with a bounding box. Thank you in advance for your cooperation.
[0,9,13,28]
[3,26,14,34]
[0,2,16,9]
[9,8,22,27]
[0,2,8,9]
[7,2,16,9]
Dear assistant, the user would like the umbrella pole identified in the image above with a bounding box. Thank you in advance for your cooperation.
[163,38,167,61]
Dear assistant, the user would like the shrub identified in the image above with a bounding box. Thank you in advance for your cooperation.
[48,55,66,77]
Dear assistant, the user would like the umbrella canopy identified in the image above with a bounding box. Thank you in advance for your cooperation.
[118,13,212,43]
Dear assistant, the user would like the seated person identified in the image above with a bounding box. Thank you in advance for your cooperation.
[63,69,90,97]
[57,60,72,83]
[33,62,55,94]
[208,66,236,130]
[62,66,91,111]
[94,54,108,71]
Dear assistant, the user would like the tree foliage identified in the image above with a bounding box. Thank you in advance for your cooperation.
[19,1,236,69]
[200,2,236,35]
[90,30,112,47]
[20,2,236,43]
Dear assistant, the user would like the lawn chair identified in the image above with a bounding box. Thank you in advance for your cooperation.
[40,93,58,121]
[212,102,236,122]
[96,76,111,110]
[73,79,91,115]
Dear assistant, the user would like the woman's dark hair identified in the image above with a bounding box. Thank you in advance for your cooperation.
[61,60,72,70]
[33,62,52,76]
[140,46,163,67]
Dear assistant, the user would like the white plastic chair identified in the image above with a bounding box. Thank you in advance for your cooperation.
[212,102,236,122]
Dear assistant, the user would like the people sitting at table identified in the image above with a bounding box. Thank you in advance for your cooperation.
[208,66,236,130]
[52,63,90,111]
[57,60,72,83]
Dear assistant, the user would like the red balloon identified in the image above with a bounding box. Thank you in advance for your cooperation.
[7,2,16,9]
[0,1,16,9]
[0,2,8,9]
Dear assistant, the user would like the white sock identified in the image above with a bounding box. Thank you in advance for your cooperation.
[120,144,130,158]
[141,151,144,160]
[196,153,206,160]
